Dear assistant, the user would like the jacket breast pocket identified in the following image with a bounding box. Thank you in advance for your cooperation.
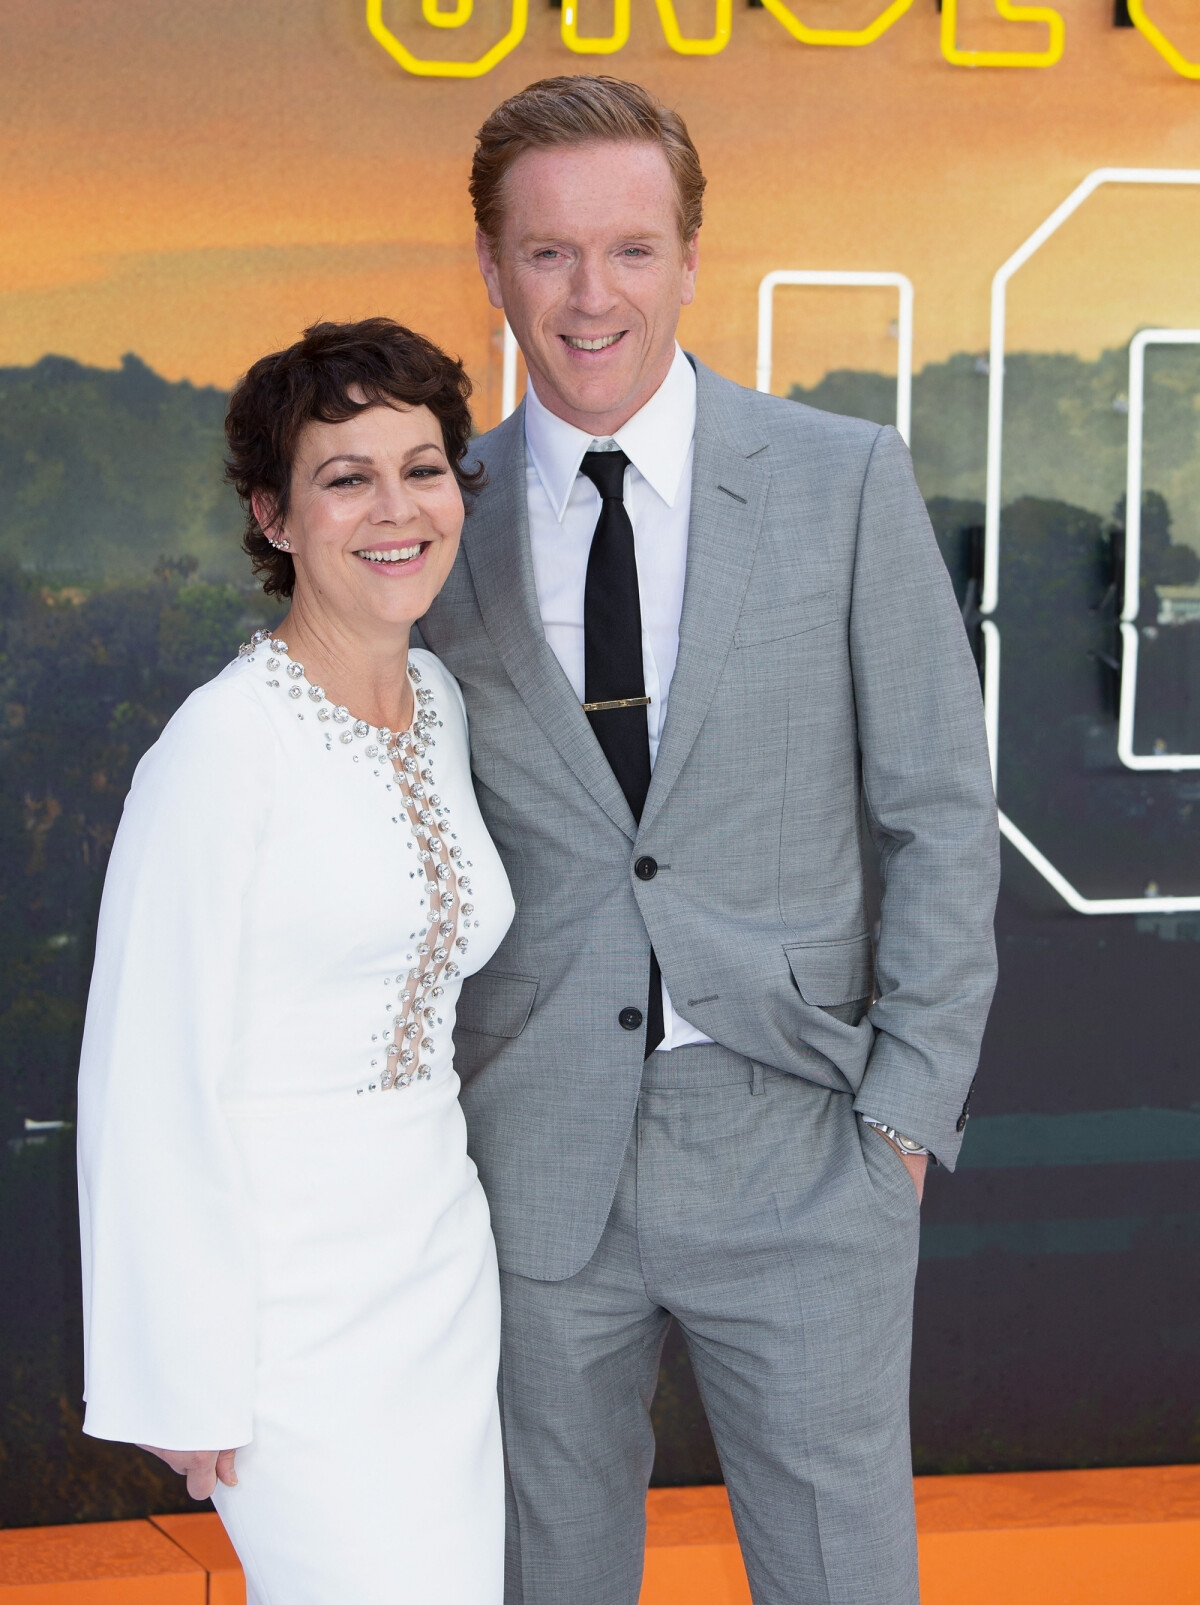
[783,934,874,1025]
[734,590,841,649]
[455,969,538,1038]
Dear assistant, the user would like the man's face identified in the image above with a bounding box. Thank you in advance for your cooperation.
[477,140,699,436]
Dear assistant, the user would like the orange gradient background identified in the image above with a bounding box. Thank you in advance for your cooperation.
[0,0,1197,423]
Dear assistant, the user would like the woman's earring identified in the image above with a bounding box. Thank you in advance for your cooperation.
[267,535,291,552]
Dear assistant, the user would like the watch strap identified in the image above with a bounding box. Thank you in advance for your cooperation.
[861,1117,929,1157]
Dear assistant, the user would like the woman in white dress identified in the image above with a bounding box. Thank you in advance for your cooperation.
[77,318,513,1603]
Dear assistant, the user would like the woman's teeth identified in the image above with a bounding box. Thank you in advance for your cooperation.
[357,545,423,564]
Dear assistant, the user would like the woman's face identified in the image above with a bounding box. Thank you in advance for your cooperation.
[262,400,465,636]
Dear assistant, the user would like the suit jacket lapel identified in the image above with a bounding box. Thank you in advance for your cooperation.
[462,406,638,840]
[640,362,770,834]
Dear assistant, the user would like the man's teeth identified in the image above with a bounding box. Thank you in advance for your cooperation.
[564,334,623,351]
[357,545,423,564]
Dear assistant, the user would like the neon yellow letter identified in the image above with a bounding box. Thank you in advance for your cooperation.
[1127,0,1200,80]
[421,0,473,26]
[939,0,1064,69]
[653,0,731,55]
[758,0,913,48]
[561,0,630,53]
[366,0,527,77]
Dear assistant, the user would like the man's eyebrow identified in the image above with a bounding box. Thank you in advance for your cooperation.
[518,229,670,247]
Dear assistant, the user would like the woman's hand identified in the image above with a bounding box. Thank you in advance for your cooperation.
[137,1445,239,1500]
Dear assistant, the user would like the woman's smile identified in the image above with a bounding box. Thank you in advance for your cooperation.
[353,540,431,570]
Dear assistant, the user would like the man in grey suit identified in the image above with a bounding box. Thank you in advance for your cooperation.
[419,76,999,1605]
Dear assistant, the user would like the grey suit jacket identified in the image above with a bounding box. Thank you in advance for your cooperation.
[420,357,999,1282]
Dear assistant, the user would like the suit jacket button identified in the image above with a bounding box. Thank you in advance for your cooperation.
[619,1007,644,1031]
[634,856,658,881]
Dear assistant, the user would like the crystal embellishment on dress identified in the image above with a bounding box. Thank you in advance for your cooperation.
[377,667,459,1086]
[239,631,461,1095]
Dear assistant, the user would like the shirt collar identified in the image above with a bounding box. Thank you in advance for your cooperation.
[524,344,697,523]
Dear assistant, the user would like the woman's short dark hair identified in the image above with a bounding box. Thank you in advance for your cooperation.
[225,318,484,599]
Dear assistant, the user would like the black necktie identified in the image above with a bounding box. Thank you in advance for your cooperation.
[579,449,664,1056]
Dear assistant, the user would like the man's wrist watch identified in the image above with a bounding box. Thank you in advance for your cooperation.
[861,1117,929,1157]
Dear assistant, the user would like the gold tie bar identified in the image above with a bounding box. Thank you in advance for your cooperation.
[582,696,651,713]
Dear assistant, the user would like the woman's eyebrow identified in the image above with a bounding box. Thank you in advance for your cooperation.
[312,453,374,476]
[312,444,444,478]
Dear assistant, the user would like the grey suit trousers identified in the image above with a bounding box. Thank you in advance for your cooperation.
[499,1045,921,1605]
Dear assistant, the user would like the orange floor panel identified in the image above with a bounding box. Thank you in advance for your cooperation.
[919,1520,1200,1605]
[2,1467,1199,1602]
[914,1462,1200,1531]
[642,1489,751,1605]
[0,1520,205,1604]
[150,1515,245,1605]
[915,1466,1200,1605]
[637,1467,1200,1605]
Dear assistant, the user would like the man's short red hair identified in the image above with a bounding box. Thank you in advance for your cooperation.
[470,76,706,251]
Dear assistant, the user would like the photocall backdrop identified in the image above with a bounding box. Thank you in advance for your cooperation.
[1,0,1198,1527]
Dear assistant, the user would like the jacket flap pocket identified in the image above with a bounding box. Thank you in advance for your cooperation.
[784,935,873,1007]
[456,970,538,1038]
[735,590,840,648]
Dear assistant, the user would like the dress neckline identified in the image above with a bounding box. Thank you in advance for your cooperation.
[238,628,435,764]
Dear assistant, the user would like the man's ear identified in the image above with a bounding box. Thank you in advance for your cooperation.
[475,228,506,313]
[681,231,700,309]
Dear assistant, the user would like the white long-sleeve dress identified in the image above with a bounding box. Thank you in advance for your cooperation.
[77,632,514,1604]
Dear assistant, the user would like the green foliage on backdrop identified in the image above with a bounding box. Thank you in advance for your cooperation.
[0,355,243,582]
[1,342,1198,588]
[792,345,1200,551]
[0,569,283,1135]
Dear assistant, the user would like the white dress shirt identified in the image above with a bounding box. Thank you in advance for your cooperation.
[524,344,713,1053]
